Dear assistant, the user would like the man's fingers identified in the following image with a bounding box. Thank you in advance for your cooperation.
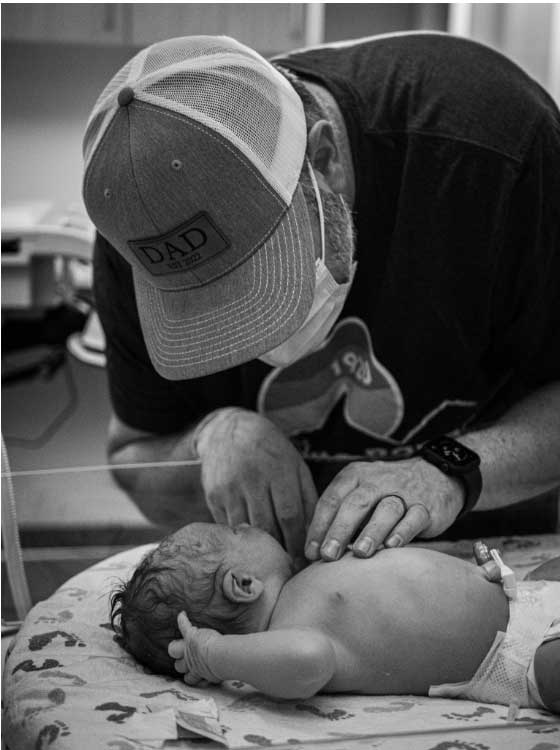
[374,502,430,551]
[270,477,306,561]
[224,499,250,528]
[349,495,409,557]
[305,472,358,560]
[299,461,319,531]
[204,487,228,525]
[247,498,281,543]
[316,487,379,561]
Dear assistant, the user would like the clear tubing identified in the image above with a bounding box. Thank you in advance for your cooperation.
[1,435,33,621]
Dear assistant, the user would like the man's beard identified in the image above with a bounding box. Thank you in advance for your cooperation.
[300,168,356,283]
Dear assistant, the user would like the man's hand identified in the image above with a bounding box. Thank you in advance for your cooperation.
[168,612,221,687]
[195,408,317,560]
[305,457,464,561]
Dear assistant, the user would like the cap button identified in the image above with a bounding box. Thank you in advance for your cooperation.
[117,86,135,107]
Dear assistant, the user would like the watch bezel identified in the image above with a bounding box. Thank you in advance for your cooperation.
[420,437,480,476]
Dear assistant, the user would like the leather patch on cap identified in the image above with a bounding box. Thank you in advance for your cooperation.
[128,212,229,276]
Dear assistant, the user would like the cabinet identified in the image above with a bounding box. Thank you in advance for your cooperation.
[1,4,126,46]
[130,4,307,55]
[1,3,311,56]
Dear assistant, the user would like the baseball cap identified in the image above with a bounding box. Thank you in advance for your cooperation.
[82,35,316,379]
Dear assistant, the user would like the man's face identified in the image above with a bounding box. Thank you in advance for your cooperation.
[301,166,356,283]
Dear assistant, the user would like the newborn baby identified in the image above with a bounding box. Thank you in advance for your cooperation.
[111,523,559,711]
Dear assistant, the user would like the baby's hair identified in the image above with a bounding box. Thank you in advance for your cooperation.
[110,524,253,675]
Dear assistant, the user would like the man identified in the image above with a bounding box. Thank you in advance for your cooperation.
[84,32,560,564]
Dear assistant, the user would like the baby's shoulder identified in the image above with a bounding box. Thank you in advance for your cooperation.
[270,565,338,628]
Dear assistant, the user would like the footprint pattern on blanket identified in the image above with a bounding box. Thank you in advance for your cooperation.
[426,741,490,750]
[295,704,354,720]
[29,631,86,651]
[95,701,137,723]
[442,706,495,721]
[35,719,70,749]
[243,735,273,746]
[12,658,62,675]
[362,700,415,713]
[56,586,88,601]
[37,670,87,687]
[140,688,200,703]
[35,610,74,625]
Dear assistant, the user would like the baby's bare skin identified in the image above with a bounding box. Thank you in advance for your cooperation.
[271,547,509,695]
[168,524,509,699]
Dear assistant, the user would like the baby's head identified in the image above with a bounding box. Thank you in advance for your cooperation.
[110,522,293,675]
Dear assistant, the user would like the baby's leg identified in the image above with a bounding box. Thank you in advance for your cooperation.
[525,556,560,582]
[527,557,560,714]
[534,640,560,713]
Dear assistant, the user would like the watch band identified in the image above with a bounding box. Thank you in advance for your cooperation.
[456,463,483,517]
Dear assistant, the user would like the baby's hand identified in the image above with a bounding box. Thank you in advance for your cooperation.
[168,611,222,687]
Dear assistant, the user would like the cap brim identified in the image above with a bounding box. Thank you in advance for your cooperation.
[134,183,317,379]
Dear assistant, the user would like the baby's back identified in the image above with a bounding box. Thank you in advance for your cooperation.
[270,547,509,694]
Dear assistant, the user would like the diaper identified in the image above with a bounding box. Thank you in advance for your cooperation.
[429,580,560,709]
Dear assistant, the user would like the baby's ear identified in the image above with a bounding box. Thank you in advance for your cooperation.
[222,569,264,603]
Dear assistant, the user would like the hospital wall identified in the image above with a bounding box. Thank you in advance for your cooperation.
[3,3,557,211]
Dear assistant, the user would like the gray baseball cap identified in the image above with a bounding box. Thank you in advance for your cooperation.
[83,35,316,379]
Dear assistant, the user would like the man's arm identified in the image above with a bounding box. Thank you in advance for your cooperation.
[107,413,210,528]
[169,614,336,699]
[305,381,560,561]
[108,409,317,559]
[460,381,560,509]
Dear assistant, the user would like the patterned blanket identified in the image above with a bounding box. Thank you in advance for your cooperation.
[3,534,559,750]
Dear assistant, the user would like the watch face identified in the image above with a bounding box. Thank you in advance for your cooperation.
[422,438,480,473]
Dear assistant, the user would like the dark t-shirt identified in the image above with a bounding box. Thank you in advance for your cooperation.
[94,33,560,502]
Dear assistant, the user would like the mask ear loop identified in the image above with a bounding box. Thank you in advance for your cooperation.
[306,159,326,263]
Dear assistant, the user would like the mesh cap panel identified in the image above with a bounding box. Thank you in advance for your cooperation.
[83,109,109,161]
[140,37,245,75]
[145,67,282,169]
[83,58,135,165]
[83,36,305,200]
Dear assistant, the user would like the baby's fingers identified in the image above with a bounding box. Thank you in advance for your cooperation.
[183,671,206,687]
[177,610,194,637]
[174,658,187,674]
[168,639,185,659]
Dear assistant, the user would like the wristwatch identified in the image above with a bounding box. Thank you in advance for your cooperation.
[419,436,482,517]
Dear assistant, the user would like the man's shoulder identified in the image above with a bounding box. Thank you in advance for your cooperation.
[276,33,553,163]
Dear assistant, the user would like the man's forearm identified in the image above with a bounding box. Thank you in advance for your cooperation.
[107,414,210,526]
[461,381,560,511]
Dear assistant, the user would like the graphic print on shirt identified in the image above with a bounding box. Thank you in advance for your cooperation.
[258,317,477,448]
[258,317,403,440]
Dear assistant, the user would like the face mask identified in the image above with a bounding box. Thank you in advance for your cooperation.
[259,162,356,369]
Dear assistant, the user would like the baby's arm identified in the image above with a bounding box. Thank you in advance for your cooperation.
[168,612,336,699]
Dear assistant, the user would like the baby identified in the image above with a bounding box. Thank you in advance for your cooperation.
[110,523,559,712]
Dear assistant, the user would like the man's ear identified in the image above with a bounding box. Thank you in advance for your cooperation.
[222,570,264,603]
[307,119,346,193]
